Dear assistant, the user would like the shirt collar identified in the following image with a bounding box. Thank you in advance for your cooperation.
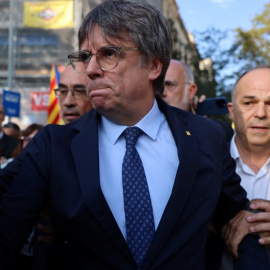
[230,133,270,174]
[100,99,163,144]
[230,133,240,160]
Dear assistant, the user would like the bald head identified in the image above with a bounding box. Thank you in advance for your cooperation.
[228,67,270,154]
[231,66,270,105]
[163,60,197,111]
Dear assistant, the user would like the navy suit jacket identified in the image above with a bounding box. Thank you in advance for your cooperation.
[0,133,19,159]
[0,98,248,270]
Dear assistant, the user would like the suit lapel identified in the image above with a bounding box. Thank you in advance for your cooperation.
[71,111,134,263]
[143,99,200,268]
[70,101,201,267]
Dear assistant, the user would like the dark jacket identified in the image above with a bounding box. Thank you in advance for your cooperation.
[0,99,248,270]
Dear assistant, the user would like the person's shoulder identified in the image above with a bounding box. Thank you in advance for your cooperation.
[211,119,234,142]
[37,109,97,139]
[158,97,222,130]
[2,133,19,144]
[167,102,221,128]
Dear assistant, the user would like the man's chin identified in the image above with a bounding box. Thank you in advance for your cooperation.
[64,115,80,124]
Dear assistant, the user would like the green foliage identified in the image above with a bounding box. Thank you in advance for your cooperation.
[233,2,270,66]
[193,27,232,97]
[193,2,270,103]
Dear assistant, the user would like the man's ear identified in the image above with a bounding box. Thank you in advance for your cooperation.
[187,83,198,102]
[148,59,163,80]
[227,102,234,122]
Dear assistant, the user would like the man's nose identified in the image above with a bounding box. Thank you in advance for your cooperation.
[62,91,76,106]
[255,102,267,119]
[86,55,103,80]
[162,88,168,98]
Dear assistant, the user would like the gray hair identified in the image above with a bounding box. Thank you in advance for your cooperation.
[231,65,270,104]
[78,0,172,96]
[182,62,195,84]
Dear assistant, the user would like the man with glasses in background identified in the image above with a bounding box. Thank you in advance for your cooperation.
[1,1,269,269]
[163,59,234,143]
[0,64,92,195]
[162,59,198,112]
[54,64,93,124]
[0,64,93,270]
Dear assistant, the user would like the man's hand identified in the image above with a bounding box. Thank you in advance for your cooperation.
[222,210,251,258]
[247,200,270,246]
[222,200,270,258]
[36,209,55,243]
[190,95,206,114]
[0,156,7,164]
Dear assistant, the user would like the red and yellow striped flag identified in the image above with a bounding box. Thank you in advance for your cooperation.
[47,64,64,125]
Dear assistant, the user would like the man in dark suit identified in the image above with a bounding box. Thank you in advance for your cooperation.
[0,1,267,269]
[0,104,19,163]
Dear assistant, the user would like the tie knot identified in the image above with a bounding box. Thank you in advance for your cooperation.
[123,127,142,146]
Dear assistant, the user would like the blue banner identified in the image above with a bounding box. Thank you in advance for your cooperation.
[3,90,21,117]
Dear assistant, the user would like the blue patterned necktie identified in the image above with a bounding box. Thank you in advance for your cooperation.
[122,127,155,267]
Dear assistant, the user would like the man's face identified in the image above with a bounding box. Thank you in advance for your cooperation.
[163,60,189,111]
[3,127,20,139]
[59,65,93,124]
[80,26,161,126]
[228,68,270,151]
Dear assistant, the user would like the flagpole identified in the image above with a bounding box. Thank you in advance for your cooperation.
[6,0,15,122]
[73,0,82,50]
[7,0,14,92]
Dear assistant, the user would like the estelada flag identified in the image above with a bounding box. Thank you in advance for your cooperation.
[47,64,64,125]
[24,1,73,29]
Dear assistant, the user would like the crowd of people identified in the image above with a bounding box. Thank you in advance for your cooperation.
[0,1,270,269]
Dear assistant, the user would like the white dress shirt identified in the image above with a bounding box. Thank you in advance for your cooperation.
[230,134,270,200]
[220,134,270,270]
[99,99,179,239]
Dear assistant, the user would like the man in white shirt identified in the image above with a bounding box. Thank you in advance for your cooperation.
[228,67,270,198]
[220,66,270,269]
[227,66,270,217]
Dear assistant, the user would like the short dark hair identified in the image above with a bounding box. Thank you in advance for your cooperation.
[21,123,44,137]
[3,122,20,133]
[78,0,172,96]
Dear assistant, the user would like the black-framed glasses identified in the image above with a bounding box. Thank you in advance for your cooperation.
[164,80,191,91]
[54,88,87,100]
[68,46,139,73]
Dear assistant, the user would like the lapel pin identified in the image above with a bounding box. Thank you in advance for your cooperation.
[186,131,191,136]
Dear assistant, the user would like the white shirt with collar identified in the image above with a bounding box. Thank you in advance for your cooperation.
[230,134,270,200]
[220,134,270,270]
[99,99,179,239]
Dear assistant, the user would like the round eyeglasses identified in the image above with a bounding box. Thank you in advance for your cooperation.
[68,46,139,74]
[54,88,87,100]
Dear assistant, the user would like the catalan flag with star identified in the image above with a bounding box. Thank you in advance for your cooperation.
[47,64,64,125]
